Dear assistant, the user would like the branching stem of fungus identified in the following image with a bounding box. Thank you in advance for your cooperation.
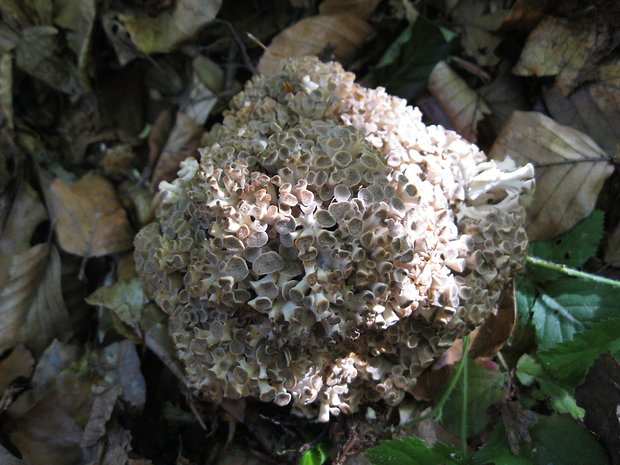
[392,336,471,434]
[526,256,620,287]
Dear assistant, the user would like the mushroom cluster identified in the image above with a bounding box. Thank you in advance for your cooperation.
[134,57,533,421]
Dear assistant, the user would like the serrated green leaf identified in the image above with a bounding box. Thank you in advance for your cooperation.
[365,437,466,465]
[471,424,533,465]
[364,16,456,100]
[531,278,620,350]
[538,317,620,387]
[300,442,329,465]
[440,361,508,437]
[516,354,584,419]
[529,210,604,269]
[527,414,609,465]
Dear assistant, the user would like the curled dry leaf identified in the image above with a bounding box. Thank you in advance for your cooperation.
[0,243,71,355]
[513,16,611,95]
[257,14,374,74]
[108,0,222,55]
[48,172,134,257]
[490,111,614,240]
[428,61,490,143]
[318,0,381,18]
[469,279,517,360]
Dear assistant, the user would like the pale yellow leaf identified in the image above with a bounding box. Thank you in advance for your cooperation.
[513,16,610,95]
[489,111,614,240]
[257,14,375,75]
[113,0,222,54]
[318,0,381,18]
[0,243,71,355]
[49,172,133,257]
[428,61,490,143]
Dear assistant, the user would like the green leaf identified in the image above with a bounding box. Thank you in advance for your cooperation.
[300,442,330,465]
[471,424,533,465]
[364,16,456,100]
[527,414,609,465]
[515,275,536,327]
[531,278,620,350]
[529,210,604,269]
[538,317,620,387]
[366,437,466,465]
[440,361,508,437]
[516,354,584,419]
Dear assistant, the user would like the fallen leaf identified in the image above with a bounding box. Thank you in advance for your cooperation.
[318,0,381,18]
[110,0,222,55]
[257,14,374,75]
[604,221,620,267]
[428,61,490,142]
[0,182,48,286]
[83,422,153,465]
[0,344,34,392]
[0,243,71,355]
[489,111,614,240]
[48,172,134,257]
[11,393,84,465]
[15,26,84,95]
[81,385,121,447]
[575,353,620,465]
[543,58,620,157]
[152,111,203,186]
[500,0,548,30]
[477,62,527,134]
[0,445,27,465]
[448,0,510,67]
[0,53,13,131]
[513,16,611,95]
[469,279,516,360]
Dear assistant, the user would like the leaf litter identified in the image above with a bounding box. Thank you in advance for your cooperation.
[0,0,619,464]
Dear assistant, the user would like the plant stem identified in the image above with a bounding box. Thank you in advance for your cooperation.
[393,336,471,432]
[460,347,468,458]
[526,256,620,287]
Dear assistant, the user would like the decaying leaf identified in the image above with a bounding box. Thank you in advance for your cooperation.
[513,16,611,95]
[0,344,34,392]
[152,111,204,186]
[604,221,620,267]
[575,353,620,465]
[469,280,516,360]
[0,445,27,465]
[544,58,620,157]
[318,0,381,18]
[0,182,48,286]
[8,340,146,464]
[447,0,510,67]
[0,243,71,355]
[257,14,374,74]
[108,0,222,55]
[489,111,614,240]
[0,53,13,131]
[428,61,490,142]
[15,26,84,95]
[48,172,134,257]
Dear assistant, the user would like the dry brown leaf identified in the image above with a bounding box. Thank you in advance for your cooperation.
[0,243,71,355]
[469,279,516,360]
[513,16,611,95]
[49,172,133,257]
[257,14,374,75]
[0,344,34,392]
[318,0,381,18]
[490,111,614,240]
[152,111,203,186]
[0,182,48,286]
[604,222,620,267]
[110,0,222,55]
[543,58,620,157]
[501,0,548,30]
[428,61,490,143]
